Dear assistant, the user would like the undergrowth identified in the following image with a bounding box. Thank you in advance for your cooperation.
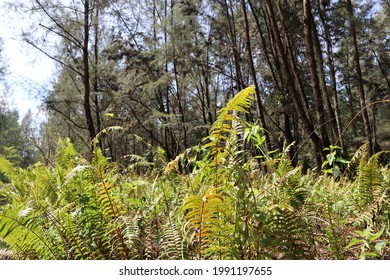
[0,86,389,259]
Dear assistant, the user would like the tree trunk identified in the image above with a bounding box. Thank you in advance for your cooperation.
[317,0,344,148]
[311,16,337,143]
[346,0,373,156]
[93,4,103,154]
[221,0,244,90]
[276,3,311,120]
[264,0,324,167]
[303,0,331,150]
[241,0,270,149]
[83,0,96,143]
[248,0,296,162]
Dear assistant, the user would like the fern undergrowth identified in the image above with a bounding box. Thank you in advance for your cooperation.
[0,86,389,260]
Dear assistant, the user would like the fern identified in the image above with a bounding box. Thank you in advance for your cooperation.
[1,87,389,260]
[0,207,60,259]
[350,151,389,226]
[201,86,255,187]
[344,143,367,178]
[263,204,314,259]
[159,223,186,260]
[358,152,386,206]
[182,188,230,259]
[0,249,14,260]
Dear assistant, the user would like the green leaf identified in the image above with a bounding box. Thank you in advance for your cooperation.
[369,228,385,242]
[355,229,368,238]
[345,238,363,249]
[374,241,388,253]
[362,251,379,258]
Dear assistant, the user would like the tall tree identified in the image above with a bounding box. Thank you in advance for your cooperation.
[6,0,387,167]
[316,0,344,148]
[346,0,374,156]
[82,0,96,142]
[303,0,330,150]
[21,0,107,152]
[263,0,325,166]
[241,0,270,149]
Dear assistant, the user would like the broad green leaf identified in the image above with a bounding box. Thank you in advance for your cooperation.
[345,238,363,249]
[369,228,385,242]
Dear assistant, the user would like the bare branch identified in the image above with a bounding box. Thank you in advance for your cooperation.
[24,37,84,77]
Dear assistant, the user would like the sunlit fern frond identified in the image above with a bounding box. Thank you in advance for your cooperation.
[97,180,121,221]
[120,216,144,259]
[0,206,61,259]
[55,138,86,173]
[182,187,230,259]
[345,151,389,227]
[0,249,14,260]
[202,86,255,157]
[357,151,387,207]
[199,86,255,189]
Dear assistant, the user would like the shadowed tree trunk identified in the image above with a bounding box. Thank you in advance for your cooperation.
[248,0,296,163]
[346,0,374,156]
[317,0,344,149]
[263,0,324,167]
[83,0,97,143]
[241,0,270,149]
[303,0,331,151]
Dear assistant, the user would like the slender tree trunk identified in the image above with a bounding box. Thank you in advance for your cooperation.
[249,2,296,161]
[92,4,104,155]
[373,51,390,91]
[170,0,187,153]
[311,16,337,143]
[221,0,244,90]
[248,0,282,90]
[277,3,311,120]
[83,0,96,143]
[303,0,330,150]
[346,0,373,156]
[204,42,214,125]
[317,0,344,148]
[241,0,270,149]
[93,6,101,134]
[163,0,174,160]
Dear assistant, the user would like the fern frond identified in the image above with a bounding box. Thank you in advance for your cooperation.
[264,204,314,259]
[119,216,143,259]
[182,187,228,259]
[0,249,14,260]
[159,224,186,260]
[0,211,60,259]
[97,180,120,220]
[123,154,154,172]
[357,151,386,207]
[344,143,368,177]
[202,86,255,152]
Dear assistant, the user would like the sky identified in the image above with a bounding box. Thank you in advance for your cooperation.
[0,0,55,120]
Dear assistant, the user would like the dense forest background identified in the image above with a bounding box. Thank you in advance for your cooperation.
[0,0,389,260]
[0,0,388,168]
